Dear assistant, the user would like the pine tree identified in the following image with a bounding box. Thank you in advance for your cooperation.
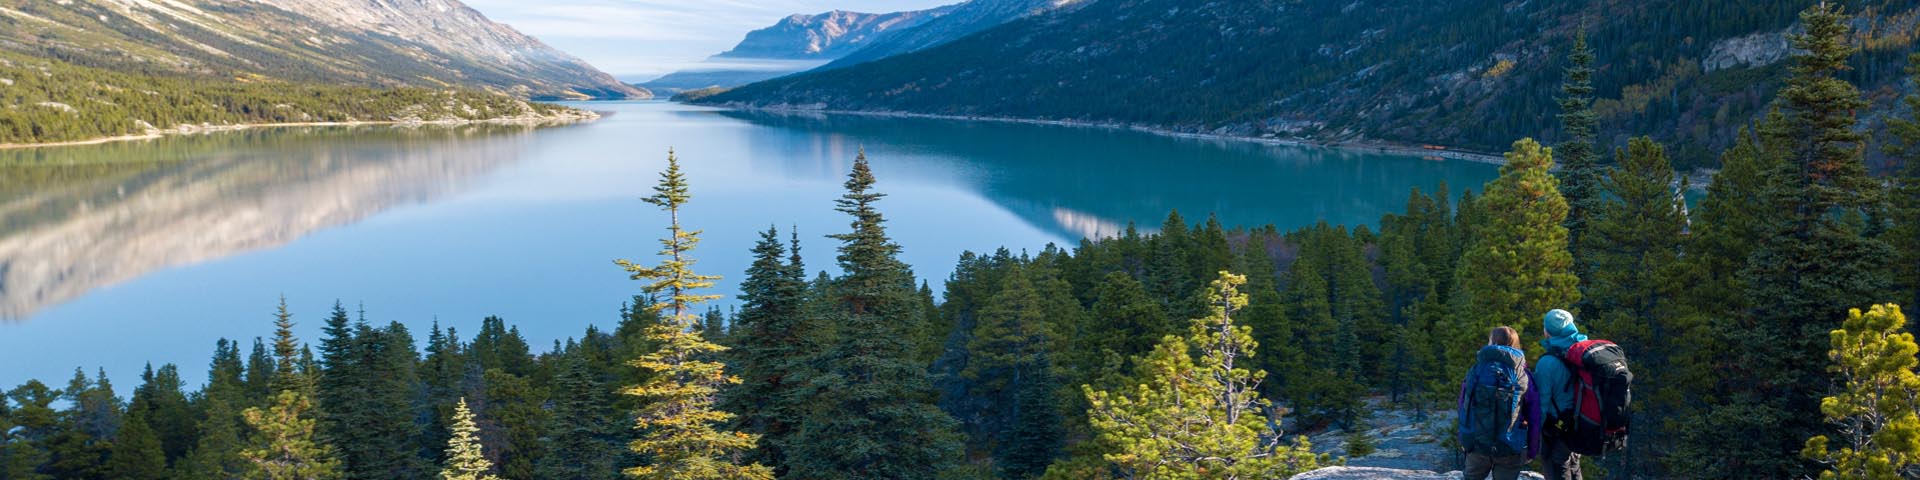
[441,399,499,480]
[963,264,1066,475]
[1455,138,1580,363]
[46,368,118,480]
[242,390,341,480]
[721,226,809,473]
[538,357,618,480]
[2,380,57,480]
[1802,304,1920,479]
[1081,272,1323,478]
[129,364,196,465]
[1881,52,1920,309]
[106,399,167,480]
[999,362,1064,480]
[787,152,962,479]
[615,150,770,480]
[1557,29,1604,281]
[270,297,311,395]
[1716,4,1897,476]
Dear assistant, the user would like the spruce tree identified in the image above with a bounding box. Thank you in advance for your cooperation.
[614,151,770,480]
[721,226,809,473]
[787,152,962,479]
[2,380,57,480]
[270,297,311,395]
[242,390,341,480]
[1081,272,1323,478]
[440,399,499,480]
[1557,30,1604,280]
[1802,304,1920,480]
[1714,5,1897,475]
[963,264,1066,474]
[1454,138,1580,364]
[1880,52,1920,308]
[106,401,166,480]
[538,357,618,480]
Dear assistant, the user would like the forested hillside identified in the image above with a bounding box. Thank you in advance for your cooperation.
[7,3,1920,480]
[0,52,583,145]
[703,0,1920,170]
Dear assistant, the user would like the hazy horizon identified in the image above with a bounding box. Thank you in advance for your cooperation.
[463,0,958,81]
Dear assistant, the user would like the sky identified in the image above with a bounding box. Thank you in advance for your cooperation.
[464,0,958,81]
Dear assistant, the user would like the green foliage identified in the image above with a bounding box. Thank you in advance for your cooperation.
[1080,272,1324,479]
[1454,138,1580,362]
[106,402,167,480]
[0,51,575,145]
[785,152,963,479]
[1803,305,1920,479]
[1882,53,1920,309]
[440,399,500,480]
[1558,32,1604,282]
[616,152,771,480]
[242,390,342,480]
[720,226,810,473]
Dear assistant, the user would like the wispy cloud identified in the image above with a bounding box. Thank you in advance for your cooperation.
[463,0,958,77]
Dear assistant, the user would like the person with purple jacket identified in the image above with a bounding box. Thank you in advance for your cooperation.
[1457,326,1542,480]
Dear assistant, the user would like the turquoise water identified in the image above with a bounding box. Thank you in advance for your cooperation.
[0,101,1497,387]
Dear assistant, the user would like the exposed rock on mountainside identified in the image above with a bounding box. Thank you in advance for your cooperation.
[643,0,1080,94]
[824,0,1085,68]
[700,0,1920,169]
[0,0,644,100]
[1290,467,1546,480]
[719,8,956,60]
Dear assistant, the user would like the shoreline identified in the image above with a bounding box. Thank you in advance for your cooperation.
[701,103,1510,165]
[704,103,1716,190]
[0,111,601,150]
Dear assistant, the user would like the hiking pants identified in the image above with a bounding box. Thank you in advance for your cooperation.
[1465,452,1527,480]
[1542,435,1582,480]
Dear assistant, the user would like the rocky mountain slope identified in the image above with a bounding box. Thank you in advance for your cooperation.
[822,0,1084,69]
[643,0,1079,94]
[700,0,1920,169]
[0,0,644,100]
[719,8,957,60]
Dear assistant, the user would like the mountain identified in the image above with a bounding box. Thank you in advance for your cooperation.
[822,0,1084,69]
[640,7,953,95]
[699,0,1920,170]
[0,0,644,100]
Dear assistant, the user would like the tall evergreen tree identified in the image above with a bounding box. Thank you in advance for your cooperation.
[786,152,963,479]
[538,357,618,480]
[614,151,770,480]
[1880,52,1920,308]
[440,399,499,480]
[721,226,809,473]
[1702,4,1897,476]
[1454,138,1580,365]
[106,399,167,480]
[2,380,57,480]
[1557,29,1604,281]
[270,297,311,395]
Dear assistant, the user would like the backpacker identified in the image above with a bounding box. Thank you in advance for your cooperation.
[1461,345,1529,457]
[1560,339,1632,455]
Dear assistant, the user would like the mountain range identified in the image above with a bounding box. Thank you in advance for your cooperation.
[641,0,1078,95]
[0,0,645,100]
[697,0,1920,169]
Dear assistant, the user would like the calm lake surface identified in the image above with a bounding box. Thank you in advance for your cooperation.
[0,101,1497,388]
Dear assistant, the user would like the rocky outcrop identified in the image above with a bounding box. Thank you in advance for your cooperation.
[0,0,644,100]
[1703,30,1792,72]
[1291,467,1546,480]
[718,8,956,60]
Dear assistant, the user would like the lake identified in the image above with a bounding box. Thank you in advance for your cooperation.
[0,101,1497,388]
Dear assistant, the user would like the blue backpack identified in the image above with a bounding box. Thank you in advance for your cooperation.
[1461,345,1529,457]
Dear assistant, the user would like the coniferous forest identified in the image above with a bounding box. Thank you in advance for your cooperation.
[11,4,1920,480]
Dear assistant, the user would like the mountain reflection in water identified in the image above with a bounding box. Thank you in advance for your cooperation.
[0,125,542,320]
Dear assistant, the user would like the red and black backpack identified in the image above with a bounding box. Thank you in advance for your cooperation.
[1558,339,1632,455]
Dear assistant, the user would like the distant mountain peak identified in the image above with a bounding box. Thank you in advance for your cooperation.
[716,6,957,60]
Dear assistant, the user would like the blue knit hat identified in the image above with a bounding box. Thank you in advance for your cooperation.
[1542,309,1588,351]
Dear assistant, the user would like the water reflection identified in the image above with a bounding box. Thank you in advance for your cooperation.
[708,109,1498,241]
[0,125,545,320]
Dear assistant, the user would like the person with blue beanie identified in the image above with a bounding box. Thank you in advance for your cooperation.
[1457,326,1541,480]
[1536,309,1587,480]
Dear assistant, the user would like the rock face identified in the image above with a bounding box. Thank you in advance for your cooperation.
[718,8,955,60]
[0,0,644,100]
[1702,30,1792,72]
[824,0,1086,68]
[1291,466,1546,480]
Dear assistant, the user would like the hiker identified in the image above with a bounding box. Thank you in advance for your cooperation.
[1536,309,1586,480]
[1536,309,1634,480]
[1457,326,1541,480]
